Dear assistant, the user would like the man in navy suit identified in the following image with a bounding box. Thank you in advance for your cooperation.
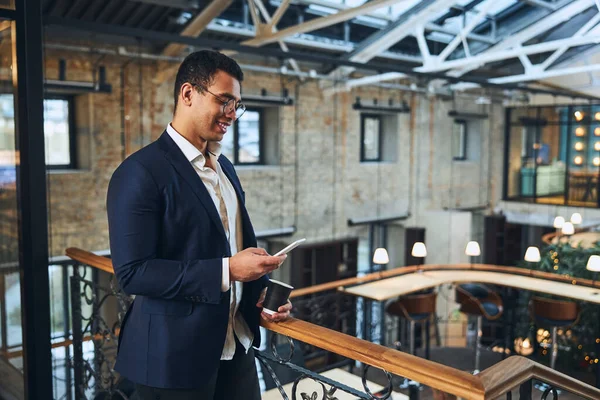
[107,50,291,400]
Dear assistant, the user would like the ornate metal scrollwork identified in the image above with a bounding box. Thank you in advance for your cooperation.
[361,365,392,400]
[541,387,559,400]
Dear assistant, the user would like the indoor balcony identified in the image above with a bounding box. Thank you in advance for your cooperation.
[51,248,600,400]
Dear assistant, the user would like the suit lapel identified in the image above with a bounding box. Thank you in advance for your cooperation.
[219,156,257,248]
[160,132,228,243]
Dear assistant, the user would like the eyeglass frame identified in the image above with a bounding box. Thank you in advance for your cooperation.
[196,85,246,120]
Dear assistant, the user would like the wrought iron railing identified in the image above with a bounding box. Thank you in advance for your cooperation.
[63,248,600,400]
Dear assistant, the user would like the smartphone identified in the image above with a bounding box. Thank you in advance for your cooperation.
[273,238,306,257]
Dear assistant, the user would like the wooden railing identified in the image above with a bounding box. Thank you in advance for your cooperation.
[65,247,600,400]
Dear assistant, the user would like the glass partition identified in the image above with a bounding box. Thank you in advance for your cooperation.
[505,105,600,208]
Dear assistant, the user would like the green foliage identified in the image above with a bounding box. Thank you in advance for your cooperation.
[514,241,600,373]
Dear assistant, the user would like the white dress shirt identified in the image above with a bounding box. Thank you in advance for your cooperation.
[166,124,254,360]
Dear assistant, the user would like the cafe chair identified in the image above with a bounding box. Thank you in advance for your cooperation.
[530,296,580,370]
[455,283,503,373]
[385,291,437,356]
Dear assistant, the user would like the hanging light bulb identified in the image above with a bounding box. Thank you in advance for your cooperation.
[411,242,427,258]
[570,212,582,225]
[574,110,585,121]
[373,248,389,264]
[575,142,584,151]
[553,216,565,229]
[562,222,575,235]
[465,241,481,257]
[575,127,586,136]
[524,246,541,262]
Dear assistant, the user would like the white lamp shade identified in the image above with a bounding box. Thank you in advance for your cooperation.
[587,255,600,272]
[562,222,575,235]
[553,216,565,229]
[524,246,541,262]
[465,241,481,257]
[570,213,582,225]
[373,248,389,264]
[411,242,427,258]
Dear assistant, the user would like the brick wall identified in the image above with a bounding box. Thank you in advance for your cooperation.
[41,51,505,267]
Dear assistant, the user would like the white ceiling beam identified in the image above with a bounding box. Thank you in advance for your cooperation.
[539,12,600,70]
[415,24,432,64]
[519,0,559,10]
[346,0,457,64]
[242,0,403,47]
[436,1,496,63]
[269,0,290,28]
[321,72,408,96]
[162,0,234,57]
[207,20,424,63]
[346,72,408,88]
[253,0,302,77]
[418,34,600,73]
[447,0,595,77]
[490,63,600,84]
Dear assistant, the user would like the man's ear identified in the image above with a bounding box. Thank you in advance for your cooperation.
[180,83,195,107]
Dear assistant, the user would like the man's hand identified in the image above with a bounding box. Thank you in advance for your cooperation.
[257,288,292,322]
[229,247,286,282]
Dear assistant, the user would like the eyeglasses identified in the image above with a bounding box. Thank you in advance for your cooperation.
[198,86,246,120]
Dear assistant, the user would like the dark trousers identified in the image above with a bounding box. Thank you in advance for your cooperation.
[135,339,261,400]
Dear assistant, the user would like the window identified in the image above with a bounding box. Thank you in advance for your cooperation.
[0,94,76,169]
[452,119,467,160]
[361,114,381,162]
[44,97,75,168]
[222,108,263,165]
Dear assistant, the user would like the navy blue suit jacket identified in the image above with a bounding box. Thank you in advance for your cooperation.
[106,131,268,389]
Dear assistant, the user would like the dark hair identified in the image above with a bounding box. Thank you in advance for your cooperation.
[173,50,244,111]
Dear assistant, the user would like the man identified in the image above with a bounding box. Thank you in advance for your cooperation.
[107,50,291,400]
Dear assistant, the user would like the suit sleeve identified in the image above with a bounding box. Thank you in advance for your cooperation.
[107,159,223,304]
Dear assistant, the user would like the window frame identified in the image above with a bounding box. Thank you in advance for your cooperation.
[360,113,382,162]
[452,119,468,161]
[233,107,264,165]
[43,95,77,170]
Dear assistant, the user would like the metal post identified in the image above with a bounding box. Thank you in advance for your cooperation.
[61,265,72,400]
[70,270,85,400]
[409,320,416,355]
[475,315,482,373]
[519,379,533,400]
[0,272,7,355]
[14,0,53,397]
[550,326,558,370]
[425,318,430,360]
[596,307,600,388]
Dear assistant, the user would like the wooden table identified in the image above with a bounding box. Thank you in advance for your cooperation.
[261,368,408,400]
[340,270,600,304]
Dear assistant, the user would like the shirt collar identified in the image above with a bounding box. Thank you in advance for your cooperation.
[166,124,223,164]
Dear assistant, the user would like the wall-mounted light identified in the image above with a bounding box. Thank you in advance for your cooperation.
[595,112,600,121]
[595,157,600,167]
[595,127,600,136]
[595,142,600,151]
[576,127,586,136]
[574,156,584,165]
[244,88,294,106]
[574,110,585,121]
[575,142,584,151]
[448,110,488,119]
[353,96,410,113]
